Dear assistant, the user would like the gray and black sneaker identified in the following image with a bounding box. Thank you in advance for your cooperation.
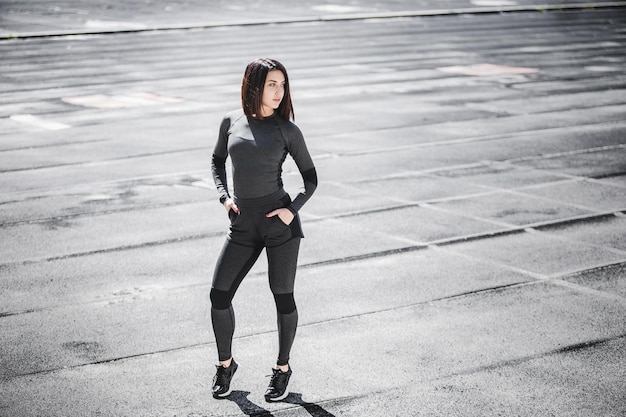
[212,360,238,399]
[264,367,292,402]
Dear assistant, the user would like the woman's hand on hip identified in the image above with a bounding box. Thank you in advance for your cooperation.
[266,208,294,225]
[224,198,239,214]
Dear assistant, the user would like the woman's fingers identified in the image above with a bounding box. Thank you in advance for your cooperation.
[265,209,279,217]
[224,198,239,213]
[266,208,294,225]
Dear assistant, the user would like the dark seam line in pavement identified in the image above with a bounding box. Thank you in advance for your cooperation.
[10,340,215,378]
[556,260,626,279]
[299,245,430,269]
[0,280,210,318]
[2,2,626,40]
[505,143,626,164]
[0,169,211,198]
[6,281,538,377]
[592,171,626,180]
[337,118,626,153]
[0,146,208,174]
[289,281,540,331]
[3,209,622,270]
[8,279,621,377]
[332,202,421,217]
[503,189,625,216]
[522,210,626,230]
[316,200,625,235]
[430,281,537,303]
[0,308,40,318]
[0,264,532,320]
[320,122,626,158]
[431,228,527,246]
[437,333,626,380]
[0,138,110,153]
[0,199,207,228]
[329,127,626,158]
[8,233,220,268]
[530,212,621,231]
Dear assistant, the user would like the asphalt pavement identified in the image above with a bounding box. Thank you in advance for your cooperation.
[1,1,625,416]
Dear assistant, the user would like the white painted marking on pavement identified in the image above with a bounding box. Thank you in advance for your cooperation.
[9,114,71,130]
[62,93,184,109]
[584,66,623,72]
[311,5,374,13]
[471,0,518,6]
[83,194,114,202]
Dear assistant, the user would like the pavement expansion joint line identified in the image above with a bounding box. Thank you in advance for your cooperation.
[0,199,207,228]
[300,245,429,269]
[587,177,626,189]
[303,334,626,408]
[529,224,626,259]
[7,279,621,379]
[436,333,626,381]
[552,275,626,303]
[0,138,110,154]
[592,171,626,180]
[332,120,626,158]
[2,2,626,39]
[419,201,519,229]
[435,244,626,301]
[0,146,209,174]
[10,340,215,378]
[295,280,541,332]
[526,210,626,230]
[0,169,213,198]
[502,188,622,214]
[4,209,622,269]
[431,243,549,281]
[0,280,208,318]
[505,143,626,164]
[6,280,622,377]
[1,232,220,268]
[320,334,626,409]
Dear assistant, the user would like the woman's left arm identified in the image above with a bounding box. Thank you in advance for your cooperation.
[285,124,317,214]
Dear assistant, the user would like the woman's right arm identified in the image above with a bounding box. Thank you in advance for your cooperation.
[211,116,232,206]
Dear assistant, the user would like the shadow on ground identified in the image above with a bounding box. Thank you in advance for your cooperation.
[225,390,336,417]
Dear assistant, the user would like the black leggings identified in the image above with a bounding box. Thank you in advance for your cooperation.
[210,190,302,366]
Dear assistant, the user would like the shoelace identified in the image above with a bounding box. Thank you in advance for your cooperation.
[267,369,286,389]
[213,366,229,386]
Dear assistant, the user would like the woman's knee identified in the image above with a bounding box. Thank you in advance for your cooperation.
[210,287,234,310]
[273,292,296,315]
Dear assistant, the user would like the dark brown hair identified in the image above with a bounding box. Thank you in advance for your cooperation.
[241,58,294,121]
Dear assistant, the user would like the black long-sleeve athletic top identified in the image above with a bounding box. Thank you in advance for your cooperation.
[211,109,317,213]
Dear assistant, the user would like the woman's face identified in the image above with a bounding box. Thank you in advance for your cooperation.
[260,69,285,117]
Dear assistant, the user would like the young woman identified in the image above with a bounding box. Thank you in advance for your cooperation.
[209,58,317,402]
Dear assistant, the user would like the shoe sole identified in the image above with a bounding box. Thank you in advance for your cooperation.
[266,389,289,402]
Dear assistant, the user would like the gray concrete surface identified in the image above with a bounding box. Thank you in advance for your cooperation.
[3,0,626,38]
[1,1,625,416]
